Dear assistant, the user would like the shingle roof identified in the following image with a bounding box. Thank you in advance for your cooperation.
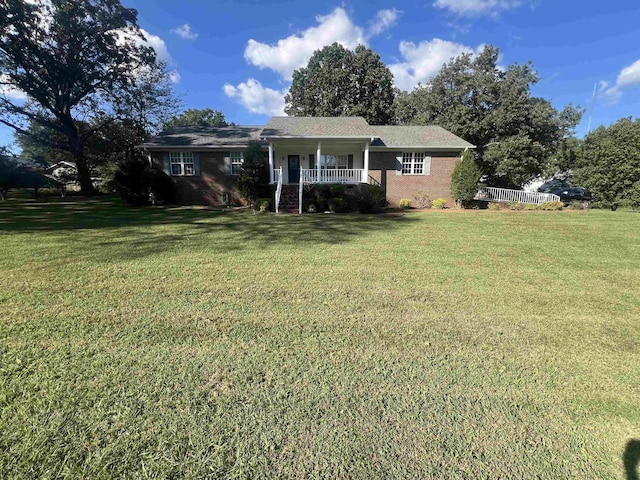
[141,125,265,148]
[371,126,474,149]
[262,116,374,138]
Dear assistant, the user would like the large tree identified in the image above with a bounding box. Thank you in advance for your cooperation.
[0,0,168,195]
[164,108,229,128]
[395,45,582,186]
[573,117,640,208]
[285,43,395,125]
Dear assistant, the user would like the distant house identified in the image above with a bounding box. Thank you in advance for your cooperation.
[140,116,474,211]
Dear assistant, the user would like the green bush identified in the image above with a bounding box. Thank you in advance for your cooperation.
[399,198,411,209]
[451,150,482,208]
[568,200,589,210]
[412,191,432,209]
[237,141,270,204]
[507,201,524,210]
[328,197,348,213]
[524,203,539,211]
[114,159,175,206]
[432,198,447,209]
[488,202,501,210]
[307,204,317,213]
[329,184,345,198]
[540,201,564,211]
[253,197,272,212]
[357,184,387,213]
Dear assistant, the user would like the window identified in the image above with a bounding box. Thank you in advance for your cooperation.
[402,152,425,175]
[230,152,244,175]
[170,152,195,176]
[319,154,348,169]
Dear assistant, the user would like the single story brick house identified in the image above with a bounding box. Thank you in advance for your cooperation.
[140,116,474,211]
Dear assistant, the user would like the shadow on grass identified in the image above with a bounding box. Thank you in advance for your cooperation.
[625,440,640,480]
[0,197,418,261]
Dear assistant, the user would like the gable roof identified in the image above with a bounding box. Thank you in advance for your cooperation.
[140,125,265,148]
[371,126,474,149]
[261,116,374,138]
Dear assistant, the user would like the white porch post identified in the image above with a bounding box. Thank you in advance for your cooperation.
[268,142,274,184]
[316,142,321,182]
[363,140,370,183]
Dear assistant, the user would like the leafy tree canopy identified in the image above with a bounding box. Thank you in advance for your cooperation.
[451,149,482,207]
[394,45,582,186]
[0,0,176,195]
[164,108,229,128]
[573,117,640,208]
[285,43,395,125]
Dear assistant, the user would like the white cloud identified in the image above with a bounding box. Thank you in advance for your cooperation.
[602,59,640,103]
[433,0,525,16]
[171,23,198,40]
[223,79,286,116]
[168,70,181,83]
[0,74,29,101]
[368,8,402,37]
[139,29,173,64]
[244,7,366,81]
[389,39,482,91]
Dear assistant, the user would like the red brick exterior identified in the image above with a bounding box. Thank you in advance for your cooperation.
[369,151,460,208]
[151,149,461,208]
[151,151,247,206]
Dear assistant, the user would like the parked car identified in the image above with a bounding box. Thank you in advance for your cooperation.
[548,186,593,204]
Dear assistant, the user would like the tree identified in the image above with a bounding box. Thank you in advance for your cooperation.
[0,0,169,195]
[285,43,395,125]
[451,149,482,208]
[164,108,228,128]
[237,142,269,204]
[0,153,55,200]
[395,45,582,186]
[573,117,640,208]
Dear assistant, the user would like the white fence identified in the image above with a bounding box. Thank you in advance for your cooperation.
[476,186,560,205]
[300,168,364,184]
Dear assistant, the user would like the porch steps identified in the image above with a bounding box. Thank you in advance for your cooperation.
[278,184,299,213]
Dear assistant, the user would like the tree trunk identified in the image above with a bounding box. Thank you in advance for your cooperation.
[68,130,94,196]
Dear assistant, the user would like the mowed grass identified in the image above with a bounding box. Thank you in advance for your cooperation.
[0,198,639,479]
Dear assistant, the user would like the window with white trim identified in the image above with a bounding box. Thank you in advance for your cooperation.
[402,152,425,175]
[170,152,195,176]
[319,154,348,169]
[230,152,244,175]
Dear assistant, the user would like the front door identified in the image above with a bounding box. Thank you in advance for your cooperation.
[288,155,300,184]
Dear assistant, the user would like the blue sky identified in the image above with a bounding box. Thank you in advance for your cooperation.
[2,0,640,149]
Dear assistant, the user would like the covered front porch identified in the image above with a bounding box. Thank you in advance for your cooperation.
[268,139,371,185]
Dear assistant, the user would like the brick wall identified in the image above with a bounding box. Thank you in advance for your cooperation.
[151,151,246,206]
[369,151,460,208]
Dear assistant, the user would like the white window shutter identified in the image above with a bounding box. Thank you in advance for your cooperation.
[396,155,403,175]
[424,156,431,176]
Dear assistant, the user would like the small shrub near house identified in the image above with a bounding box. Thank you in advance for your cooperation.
[451,150,482,208]
[114,158,175,206]
[253,198,272,213]
[524,203,539,211]
[540,201,564,211]
[328,197,348,213]
[488,202,502,210]
[357,184,387,213]
[399,198,411,209]
[507,201,524,210]
[412,190,432,209]
[432,198,447,209]
[237,141,269,205]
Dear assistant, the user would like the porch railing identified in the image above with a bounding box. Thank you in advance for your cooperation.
[274,167,283,213]
[475,186,560,205]
[300,168,365,184]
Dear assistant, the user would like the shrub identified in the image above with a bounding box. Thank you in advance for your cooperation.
[568,200,589,210]
[114,158,175,206]
[488,202,501,210]
[451,150,482,208]
[237,141,270,204]
[253,197,272,212]
[357,184,387,213]
[524,203,539,211]
[399,198,411,209]
[412,190,432,209]
[328,197,347,213]
[307,204,317,213]
[329,184,345,198]
[507,201,524,210]
[540,201,564,211]
[432,198,447,209]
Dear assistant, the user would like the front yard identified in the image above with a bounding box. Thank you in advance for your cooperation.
[1,198,638,478]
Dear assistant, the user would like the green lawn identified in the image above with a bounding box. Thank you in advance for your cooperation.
[1,198,639,479]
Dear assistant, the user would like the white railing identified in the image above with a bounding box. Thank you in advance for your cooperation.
[299,168,365,184]
[475,186,561,205]
[274,167,283,213]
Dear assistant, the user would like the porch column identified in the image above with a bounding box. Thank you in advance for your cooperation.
[363,140,370,183]
[316,142,321,182]
[268,142,274,184]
